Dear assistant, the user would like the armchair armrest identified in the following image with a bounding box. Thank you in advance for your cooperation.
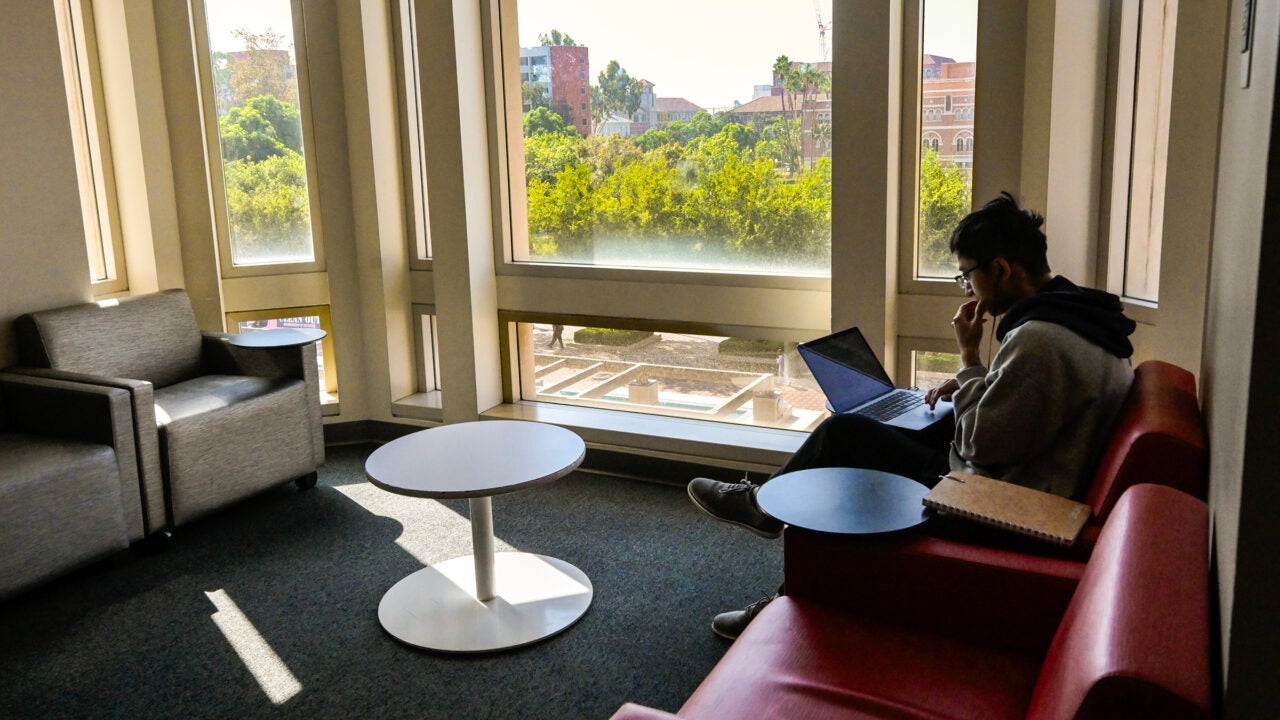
[0,372,145,539]
[784,528,1085,654]
[608,703,681,720]
[200,332,324,466]
[5,367,164,534]
[201,332,308,380]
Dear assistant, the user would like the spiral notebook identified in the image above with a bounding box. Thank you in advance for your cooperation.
[922,471,1092,546]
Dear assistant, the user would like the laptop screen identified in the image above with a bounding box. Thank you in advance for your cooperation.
[798,327,895,413]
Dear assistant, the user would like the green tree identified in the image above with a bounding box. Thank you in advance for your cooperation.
[223,150,311,260]
[918,149,972,274]
[538,29,577,46]
[523,106,577,137]
[522,80,550,112]
[524,130,583,185]
[218,95,302,162]
[592,60,643,130]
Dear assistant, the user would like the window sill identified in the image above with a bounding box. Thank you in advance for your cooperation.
[392,391,443,421]
[480,401,804,473]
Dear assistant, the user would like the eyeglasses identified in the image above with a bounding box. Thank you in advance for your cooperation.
[953,258,992,290]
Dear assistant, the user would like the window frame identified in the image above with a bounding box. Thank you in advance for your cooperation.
[190,0,328,279]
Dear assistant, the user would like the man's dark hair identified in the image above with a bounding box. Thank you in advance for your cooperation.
[948,191,1050,276]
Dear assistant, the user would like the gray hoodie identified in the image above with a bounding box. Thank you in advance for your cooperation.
[949,319,1134,500]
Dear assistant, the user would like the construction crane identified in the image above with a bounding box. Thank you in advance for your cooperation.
[814,1,830,61]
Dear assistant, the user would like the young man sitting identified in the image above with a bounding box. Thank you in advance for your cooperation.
[688,192,1137,639]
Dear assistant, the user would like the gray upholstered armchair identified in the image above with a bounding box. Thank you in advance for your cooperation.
[0,372,142,599]
[12,289,324,532]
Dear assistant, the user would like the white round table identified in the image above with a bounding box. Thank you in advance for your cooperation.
[364,420,590,652]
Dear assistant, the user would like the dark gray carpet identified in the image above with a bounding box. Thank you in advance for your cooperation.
[0,444,783,719]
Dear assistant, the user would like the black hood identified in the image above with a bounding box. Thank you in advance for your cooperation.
[995,276,1136,358]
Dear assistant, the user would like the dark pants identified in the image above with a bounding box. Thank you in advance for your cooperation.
[769,413,954,488]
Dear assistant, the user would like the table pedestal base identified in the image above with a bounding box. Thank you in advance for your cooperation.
[378,551,593,652]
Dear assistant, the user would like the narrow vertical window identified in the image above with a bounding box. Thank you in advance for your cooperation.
[202,0,316,266]
[397,0,432,261]
[1113,0,1175,303]
[55,0,127,294]
[916,0,978,279]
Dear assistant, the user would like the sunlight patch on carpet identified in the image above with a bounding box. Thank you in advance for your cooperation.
[205,589,302,704]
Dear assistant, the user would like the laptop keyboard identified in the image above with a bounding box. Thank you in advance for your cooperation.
[855,390,924,421]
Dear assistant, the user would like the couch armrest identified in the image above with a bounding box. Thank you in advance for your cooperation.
[608,703,681,720]
[784,527,1084,654]
[5,367,165,534]
[0,372,145,540]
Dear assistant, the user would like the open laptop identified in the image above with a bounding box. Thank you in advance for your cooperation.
[797,326,954,431]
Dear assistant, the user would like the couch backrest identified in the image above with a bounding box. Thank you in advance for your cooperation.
[15,289,204,388]
[1084,360,1207,522]
[1026,484,1210,720]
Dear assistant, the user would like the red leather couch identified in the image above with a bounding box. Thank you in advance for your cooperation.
[609,484,1211,719]
[785,359,1207,651]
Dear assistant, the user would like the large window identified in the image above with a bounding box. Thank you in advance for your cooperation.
[55,0,127,295]
[505,1,833,275]
[915,0,978,280]
[198,0,319,268]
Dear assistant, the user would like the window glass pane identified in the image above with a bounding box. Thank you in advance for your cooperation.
[204,0,315,266]
[511,1,833,275]
[522,322,830,429]
[916,0,977,279]
[911,349,960,390]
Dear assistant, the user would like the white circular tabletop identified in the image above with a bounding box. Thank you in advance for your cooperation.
[227,328,327,348]
[365,420,586,499]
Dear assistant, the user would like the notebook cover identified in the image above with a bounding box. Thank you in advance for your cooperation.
[922,471,1092,546]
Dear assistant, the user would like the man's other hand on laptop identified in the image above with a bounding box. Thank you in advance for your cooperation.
[926,378,959,409]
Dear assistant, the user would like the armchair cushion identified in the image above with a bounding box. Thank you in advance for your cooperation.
[154,375,294,426]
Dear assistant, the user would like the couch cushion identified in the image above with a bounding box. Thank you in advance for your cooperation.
[16,289,204,388]
[0,433,128,598]
[678,597,1041,720]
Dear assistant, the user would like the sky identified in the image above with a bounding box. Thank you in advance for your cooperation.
[518,0,978,110]
[203,0,979,111]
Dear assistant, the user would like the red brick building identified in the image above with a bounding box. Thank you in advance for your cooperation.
[520,44,591,135]
[920,56,975,169]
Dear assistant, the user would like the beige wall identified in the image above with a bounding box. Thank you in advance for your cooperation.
[0,0,93,368]
[1203,0,1280,712]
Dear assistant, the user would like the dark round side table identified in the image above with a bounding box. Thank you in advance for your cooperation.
[755,467,929,535]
